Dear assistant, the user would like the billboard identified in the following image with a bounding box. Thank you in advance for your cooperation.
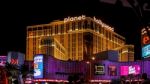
[94,64,105,75]
[120,66,128,76]
[128,65,140,75]
[142,44,150,58]
[120,65,140,76]
[34,54,43,79]
[108,66,117,76]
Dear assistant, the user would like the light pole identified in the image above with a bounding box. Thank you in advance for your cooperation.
[86,57,95,83]
[86,61,91,80]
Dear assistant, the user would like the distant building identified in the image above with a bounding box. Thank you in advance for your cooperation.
[114,45,134,62]
[26,15,126,61]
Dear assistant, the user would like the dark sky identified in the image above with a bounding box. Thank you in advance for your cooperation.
[0,0,149,60]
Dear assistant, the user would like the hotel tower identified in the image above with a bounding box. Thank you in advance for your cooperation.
[26,15,126,61]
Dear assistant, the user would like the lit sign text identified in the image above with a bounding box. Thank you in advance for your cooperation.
[93,17,114,31]
[64,15,86,23]
[64,15,114,31]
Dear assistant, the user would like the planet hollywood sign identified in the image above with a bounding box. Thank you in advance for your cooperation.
[64,15,114,31]
[64,15,86,23]
[93,17,114,31]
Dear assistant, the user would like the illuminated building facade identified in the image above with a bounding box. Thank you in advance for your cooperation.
[115,45,134,62]
[26,15,125,61]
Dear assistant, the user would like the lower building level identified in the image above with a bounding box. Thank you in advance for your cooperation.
[32,54,150,84]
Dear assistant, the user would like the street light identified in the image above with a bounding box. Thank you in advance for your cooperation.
[86,61,90,64]
[86,57,95,83]
[92,57,95,60]
[86,61,91,83]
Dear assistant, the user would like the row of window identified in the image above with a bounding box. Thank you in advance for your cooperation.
[28,32,124,47]
[55,43,65,54]
[28,20,116,38]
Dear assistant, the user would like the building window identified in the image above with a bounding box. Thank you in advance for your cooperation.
[66,23,69,32]
[72,22,75,30]
[60,24,64,33]
[90,21,94,30]
[78,21,81,30]
[37,27,42,30]
[49,26,52,35]
[43,26,48,30]
[55,25,58,34]
[33,28,37,31]
[28,28,32,31]
[93,22,96,31]
[60,35,64,46]
[106,31,108,38]
[83,20,88,29]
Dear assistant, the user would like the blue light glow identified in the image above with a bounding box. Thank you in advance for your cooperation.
[34,54,43,78]
[142,44,150,58]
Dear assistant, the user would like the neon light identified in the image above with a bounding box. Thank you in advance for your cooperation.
[90,80,111,82]
[142,44,150,58]
[64,15,86,23]
[129,65,140,75]
[63,15,114,31]
[33,79,68,82]
[120,66,128,75]
[93,17,114,31]
[121,65,141,75]
[10,59,18,65]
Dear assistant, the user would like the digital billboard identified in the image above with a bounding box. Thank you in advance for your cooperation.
[34,54,43,79]
[94,64,105,75]
[142,44,150,58]
[128,65,140,75]
[120,65,140,76]
[108,66,117,76]
[120,66,128,76]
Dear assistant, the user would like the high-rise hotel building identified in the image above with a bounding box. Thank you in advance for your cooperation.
[26,15,126,61]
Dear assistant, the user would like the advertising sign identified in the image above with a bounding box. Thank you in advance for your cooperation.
[95,64,105,75]
[34,54,43,79]
[142,44,150,58]
[120,66,128,76]
[120,65,140,76]
[128,65,140,75]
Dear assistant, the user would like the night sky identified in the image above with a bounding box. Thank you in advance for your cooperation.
[0,0,149,60]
